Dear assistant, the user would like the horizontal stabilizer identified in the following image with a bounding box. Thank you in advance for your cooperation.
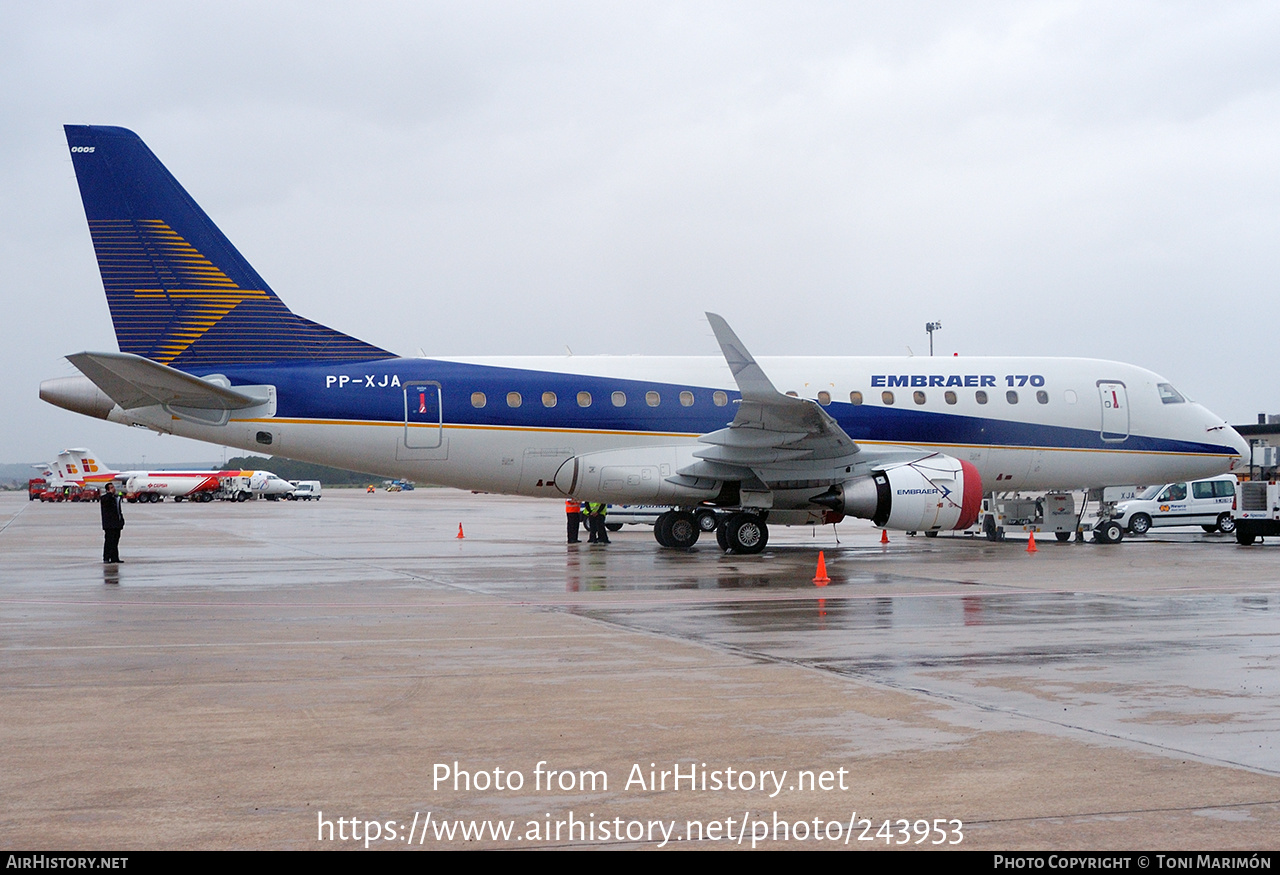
[67,351,263,411]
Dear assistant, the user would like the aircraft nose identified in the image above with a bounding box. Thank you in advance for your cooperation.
[1227,425,1251,460]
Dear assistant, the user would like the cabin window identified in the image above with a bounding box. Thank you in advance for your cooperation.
[507,392,522,408]
[882,391,895,405]
[944,390,957,405]
[850,391,863,406]
[713,391,728,407]
[646,391,660,407]
[1036,390,1049,404]
[975,391,988,404]
[577,391,592,407]
[1006,390,1019,404]
[1064,389,1077,404]
[542,391,557,408]
[913,391,926,405]
[817,391,831,406]
[679,391,694,407]
[471,392,486,408]
[612,391,626,407]
[255,431,273,445]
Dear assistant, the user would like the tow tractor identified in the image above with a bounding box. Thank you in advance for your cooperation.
[979,486,1137,544]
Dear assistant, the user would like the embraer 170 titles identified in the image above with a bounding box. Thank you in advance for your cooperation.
[40,126,1248,552]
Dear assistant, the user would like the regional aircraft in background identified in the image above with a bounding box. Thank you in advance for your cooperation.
[41,126,1248,550]
[48,447,294,502]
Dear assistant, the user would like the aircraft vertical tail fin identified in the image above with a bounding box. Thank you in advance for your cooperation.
[48,448,118,487]
[63,125,390,368]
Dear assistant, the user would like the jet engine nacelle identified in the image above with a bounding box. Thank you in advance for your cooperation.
[812,455,982,532]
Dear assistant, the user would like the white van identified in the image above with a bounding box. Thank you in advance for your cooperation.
[288,480,322,501]
[1112,475,1237,534]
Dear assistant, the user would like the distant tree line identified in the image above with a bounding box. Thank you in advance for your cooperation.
[224,456,384,487]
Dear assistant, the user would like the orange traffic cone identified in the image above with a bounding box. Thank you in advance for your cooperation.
[1026,531,1037,553]
[880,528,889,545]
[456,523,465,539]
[813,551,830,586]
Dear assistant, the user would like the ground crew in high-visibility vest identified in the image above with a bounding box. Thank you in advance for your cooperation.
[586,502,610,544]
[566,499,583,544]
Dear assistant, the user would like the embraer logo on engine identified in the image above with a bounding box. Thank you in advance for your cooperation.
[325,374,402,388]
[897,485,953,500]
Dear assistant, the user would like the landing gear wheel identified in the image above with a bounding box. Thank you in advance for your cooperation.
[1128,513,1152,535]
[983,515,1003,542]
[696,510,719,532]
[1216,513,1236,535]
[1094,520,1124,543]
[666,512,700,550]
[1055,531,1072,542]
[605,523,623,532]
[1236,531,1257,546]
[724,513,768,554]
[653,511,675,547]
[924,530,939,538]
[715,522,730,551]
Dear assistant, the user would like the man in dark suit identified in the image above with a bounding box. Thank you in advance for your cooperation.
[100,482,125,563]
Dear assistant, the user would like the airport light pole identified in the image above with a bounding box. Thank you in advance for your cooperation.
[925,322,942,356]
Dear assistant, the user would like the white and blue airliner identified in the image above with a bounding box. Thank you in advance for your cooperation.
[42,126,1248,552]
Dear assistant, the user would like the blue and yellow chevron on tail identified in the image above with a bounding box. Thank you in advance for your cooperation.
[64,125,388,367]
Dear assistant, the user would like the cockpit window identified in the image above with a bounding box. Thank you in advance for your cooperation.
[1157,383,1185,404]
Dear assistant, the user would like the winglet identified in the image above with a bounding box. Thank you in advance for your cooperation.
[705,313,782,402]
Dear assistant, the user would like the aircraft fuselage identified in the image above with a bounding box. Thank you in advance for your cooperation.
[68,353,1244,506]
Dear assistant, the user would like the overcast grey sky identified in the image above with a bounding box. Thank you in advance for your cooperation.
[3,1,1278,465]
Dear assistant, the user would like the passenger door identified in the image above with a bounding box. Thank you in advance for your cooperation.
[1097,380,1129,442]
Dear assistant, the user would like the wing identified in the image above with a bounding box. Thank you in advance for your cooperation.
[672,314,927,503]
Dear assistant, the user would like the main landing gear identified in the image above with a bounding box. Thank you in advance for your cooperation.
[654,510,769,554]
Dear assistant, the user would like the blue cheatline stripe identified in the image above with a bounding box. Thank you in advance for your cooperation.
[203,359,1238,458]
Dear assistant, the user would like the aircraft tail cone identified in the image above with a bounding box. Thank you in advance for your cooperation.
[813,551,830,586]
[456,524,465,539]
[1027,531,1038,554]
[879,528,889,545]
